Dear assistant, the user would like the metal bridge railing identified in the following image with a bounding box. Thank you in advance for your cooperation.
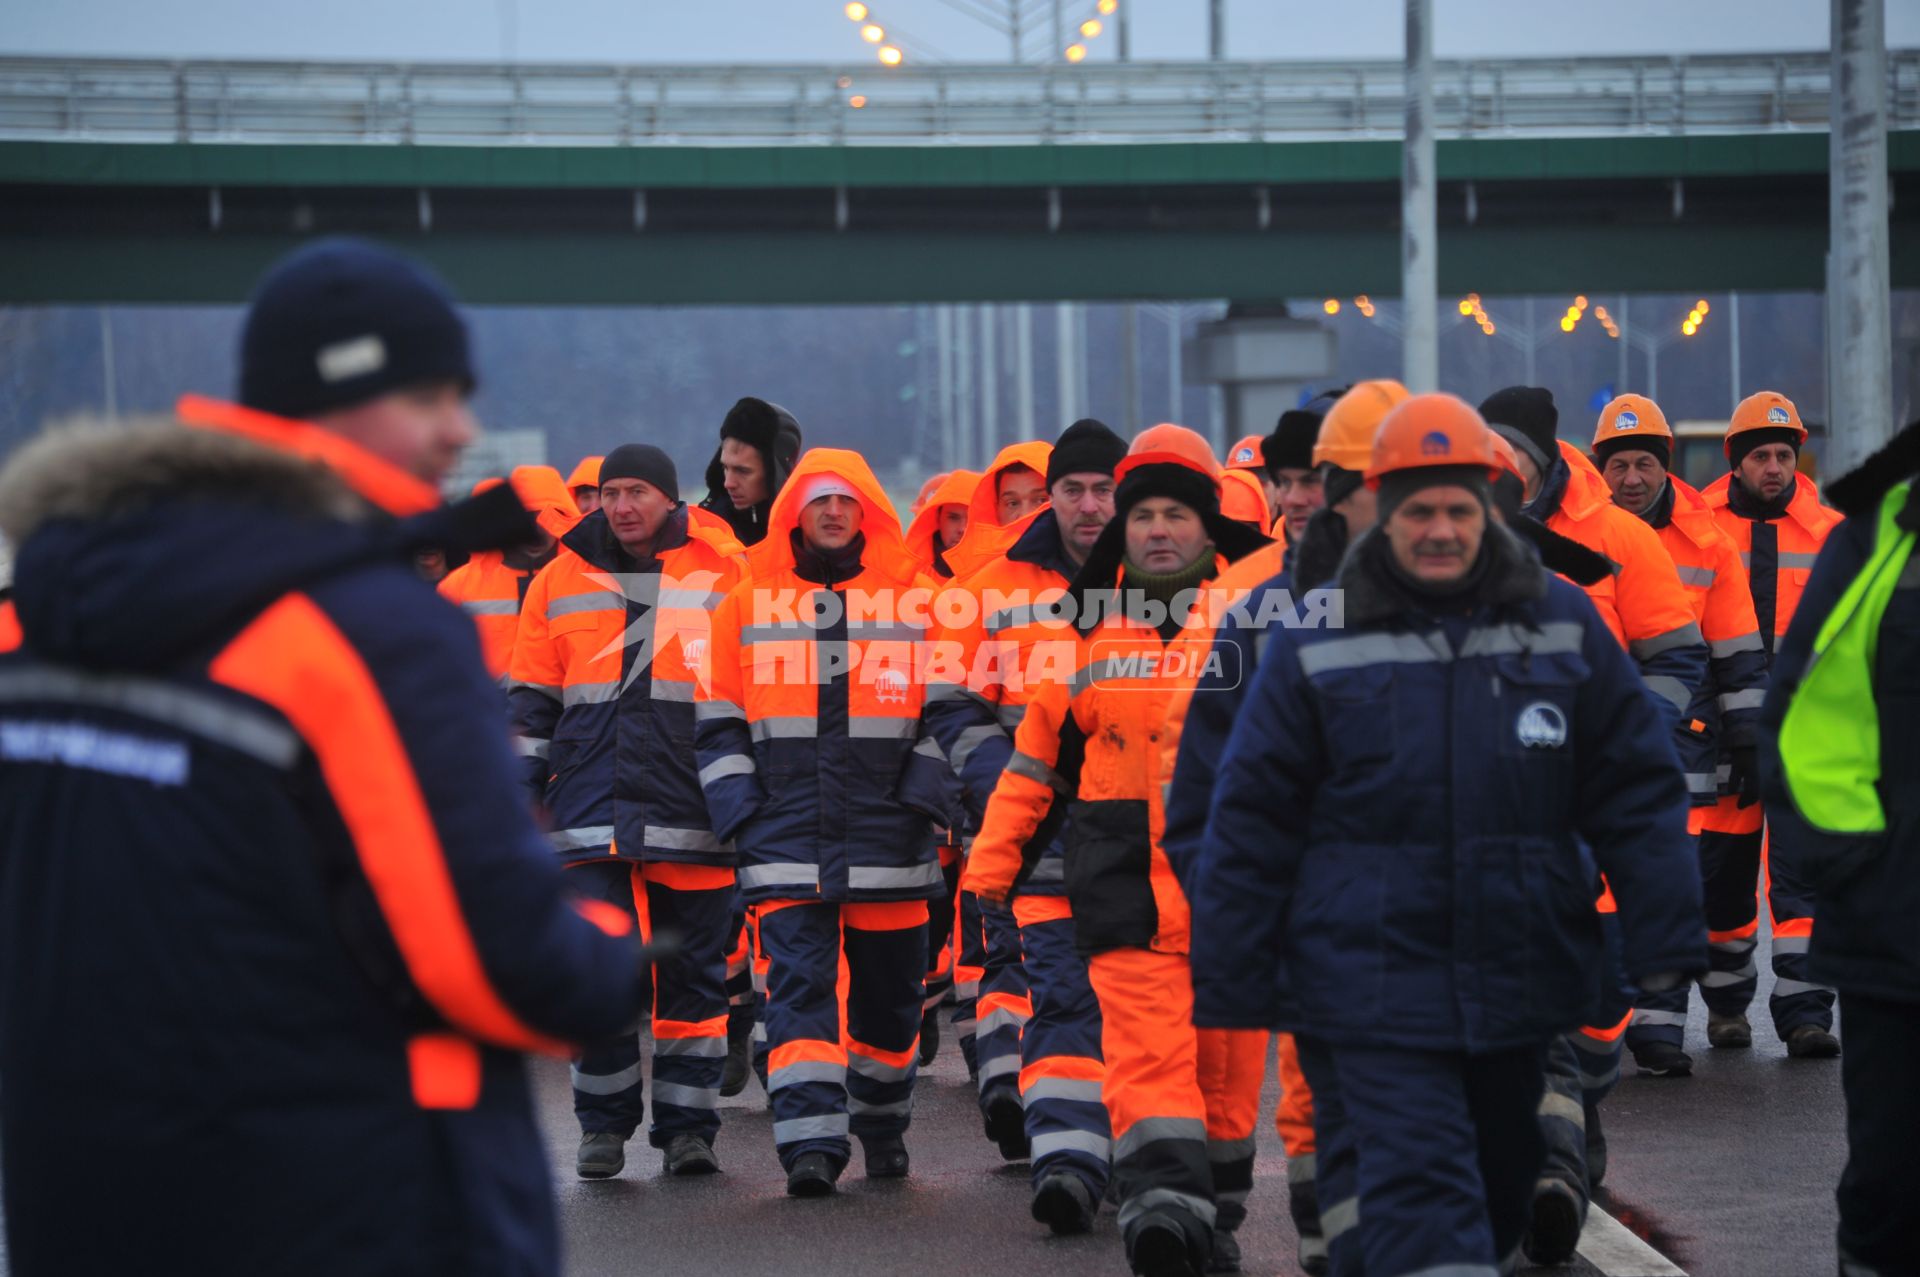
[0,53,1915,147]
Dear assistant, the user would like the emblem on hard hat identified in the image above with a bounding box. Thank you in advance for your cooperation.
[1615,411,1639,431]
[1420,431,1451,456]
[1767,405,1791,425]
[1234,447,1255,463]
[1516,701,1568,750]
[874,668,910,705]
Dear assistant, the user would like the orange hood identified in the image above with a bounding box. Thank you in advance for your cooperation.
[567,455,603,490]
[505,465,582,540]
[906,468,981,568]
[759,448,909,574]
[945,440,1055,580]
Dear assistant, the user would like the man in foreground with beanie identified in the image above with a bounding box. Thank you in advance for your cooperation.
[1699,392,1845,1061]
[1193,395,1703,1277]
[512,443,750,1181]
[696,449,955,1197]
[698,397,804,549]
[967,424,1270,1277]
[0,237,656,1276]
[926,419,1128,1227]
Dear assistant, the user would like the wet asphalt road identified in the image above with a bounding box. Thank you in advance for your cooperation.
[543,960,1849,1277]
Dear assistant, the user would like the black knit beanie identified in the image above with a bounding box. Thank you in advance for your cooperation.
[600,444,680,504]
[1727,428,1801,471]
[1479,386,1560,475]
[1262,409,1323,475]
[239,237,473,421]
[1047,419,1128,486]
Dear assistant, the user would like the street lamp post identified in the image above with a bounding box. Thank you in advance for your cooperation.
[1402,0,1438,392]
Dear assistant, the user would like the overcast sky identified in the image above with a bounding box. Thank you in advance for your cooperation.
[9,0,1919,65]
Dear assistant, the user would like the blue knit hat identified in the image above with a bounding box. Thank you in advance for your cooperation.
[238,237,474,421]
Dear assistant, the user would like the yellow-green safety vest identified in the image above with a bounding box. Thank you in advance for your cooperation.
[1779,481,1916,834]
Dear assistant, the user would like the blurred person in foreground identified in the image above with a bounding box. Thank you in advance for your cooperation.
[0,237,651,1277]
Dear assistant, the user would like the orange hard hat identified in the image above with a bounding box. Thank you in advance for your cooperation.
[1117,423,1222,487]
[1313,379,1411,471]
[1489,432,1524,483]
[1591,394,1672,451]
[567,455,603,490]
[1365,394,1502,485]
[1225,434,1266,471]
[1220,468,1269,525]
[1726,391,1806,458]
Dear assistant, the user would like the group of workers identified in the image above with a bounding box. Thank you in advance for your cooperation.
[0,235,1913,1277]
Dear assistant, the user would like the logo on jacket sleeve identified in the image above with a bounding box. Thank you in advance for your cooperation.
[1516,701,1569,749]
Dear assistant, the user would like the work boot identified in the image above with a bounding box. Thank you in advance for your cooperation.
[1128,1213,1205,1277]
[1787,1025,1842,1059]
[919,1004,941,1067]
[1522,1177,1584,1266]
[1289,1178,1328,1276]
[860,1134,910,1179]
[720,1005,755,1097]
[1584,1097,1608,1190]
[1205,1229,1242,1274]
[1630,1039,1693,1077]
[1708,1011,1753,1049]
[662,1133,719,1177]
[983,1089,1030,1161]
[785,1151,839,1198]
[1030,1171,1096,1236]
[576,1131,627,1180]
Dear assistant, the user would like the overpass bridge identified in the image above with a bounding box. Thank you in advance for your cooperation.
[1,53,1917,304]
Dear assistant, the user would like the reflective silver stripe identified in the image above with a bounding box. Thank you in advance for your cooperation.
[564,681,620,706]
[1776,551,1822,571]
[0,665,302,769]
[1115,1116,1207,1162]
[698,754,756,785]
[1031,1129,1112,1160]
[1398,1266,1499,1277]
[848,620,925,642]
[1631,1009,1688,1027]
[1321,1194,1360,1241]
[847,1096,914,1117]
[978,1007,1029,1036]
[1071,652,1154,695]
[1025,856,1067,884]
[770,1060,846,1090]
[742,622,821,645]
[1772,935,1811,954]
[849,716,916,740]
[571,1061,644,1095]
[514,735,550,759]
[1710,631,1765,657]
[651,1081,718,1110]
[1537,1092,1585,1126]
[549,590,623,619]
[694,698,745,722]
[739,863,820,891]
[1644,675,1692,710]
[751,1021,767,1043]
[978,1054,1022,1082]
[1288,1152,1317,1181]
[549,824,616,852]
[650,677,696,703]
[849,863,944,891]
[1023,1077,1104,1105]
[659,588,721,610]
[1116,1187,1217,1233]
[949,723,1004,771]
[772,1114,851,1144]
[1297,630,1450,677]
[645,825,722,854]
[954,980,981,999]
[1206,1135,1257,1163]
[997,702,1027,731]
[1675,565,1717,588]
[1772,978,1831,998]
[1005,749,1067,792]
[511,678,562,700]
[1700,967,1755,987]
[1685,772,1719,795]
[847,1052,913,1082]
[1455,620,1585,659]
[1719,688,1767,712]
[988,604,1065,634]
[656,1035,729,1059]
[912,736,945,761]
[1900,557,1920,590]
[1710,935,1757,953]
[751,716,818,741]
[461,597,519,616]
[924,680,991,707]
[1630,621,1706,660]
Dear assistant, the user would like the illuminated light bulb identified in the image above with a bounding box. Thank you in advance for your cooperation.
[1098,0,1118,11]
[1064,42,1087,62]
[1696,300,1710,313]
[1081,19,1103,37]
[845,2,868,18]
[1458,299,1474,315]
[861,23,885,42]
[1323,299,1341,315]
[1560,317,1575,332]
[849,94,868,108]
[837,75,853,89]
[1575,295,1588,309]
[1683,321,1697,336]
[878,44,903,64]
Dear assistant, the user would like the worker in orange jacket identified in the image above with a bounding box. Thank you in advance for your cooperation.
[438,465,579,682]
[1592,396,1772,1075]
[694,449,958,1196]
[966,424,1271,1277]
[568,455,604,514]
[1699,392,1846,1059]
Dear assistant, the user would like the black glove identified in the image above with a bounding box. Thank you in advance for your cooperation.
[1727,744,1761,809]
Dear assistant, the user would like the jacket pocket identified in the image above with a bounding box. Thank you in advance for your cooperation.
[1063,798,1157,953]
[1309,663,1397,773]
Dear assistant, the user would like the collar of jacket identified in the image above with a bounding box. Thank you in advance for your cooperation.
[1522,454,1574,523]
[791,529,867,585]
[175,395,442,518]
[1338,522,1547,628]
[1636,477,1678,530]
[1726,472,1799,522]
[697,488,769,546]
[1007,507,1078,580]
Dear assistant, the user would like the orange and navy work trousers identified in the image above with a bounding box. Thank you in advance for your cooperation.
[760,898,928,1171]
[972,895,1032,1115]
[1086,946,1266,1258]
[569,860,733,1149]
[1013,895,1111,1197]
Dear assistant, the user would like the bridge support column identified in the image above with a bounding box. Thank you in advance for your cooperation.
[1402,0,1438,393]
[1186,310,1337,450]
[1829,0,1892,474]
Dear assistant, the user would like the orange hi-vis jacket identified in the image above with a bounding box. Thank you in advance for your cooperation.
[509,504,746,865]
[1543,441,1706,722]
[905,468,982,579]
[439,466,580,681]
[695,449,960,904]
[964,555,1235,956]
[941,441,1055,582]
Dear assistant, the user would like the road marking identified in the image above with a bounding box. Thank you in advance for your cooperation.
[1579,1205,1687,1276]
